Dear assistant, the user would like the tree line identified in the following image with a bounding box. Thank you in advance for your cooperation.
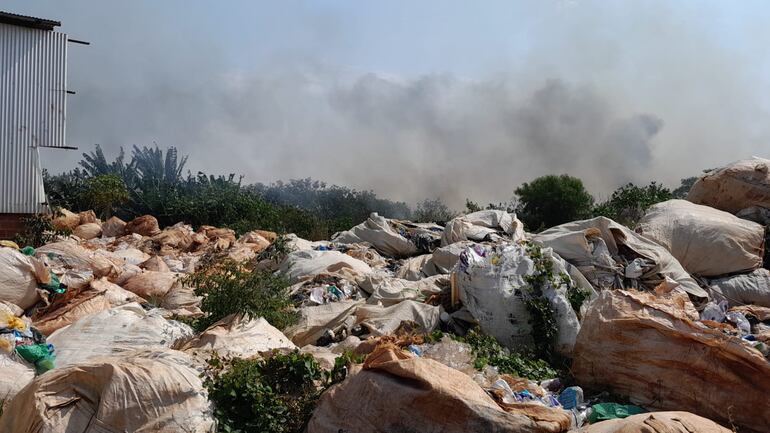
[43,145,701,238]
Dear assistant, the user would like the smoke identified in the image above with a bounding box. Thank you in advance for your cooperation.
[21,0,770,208]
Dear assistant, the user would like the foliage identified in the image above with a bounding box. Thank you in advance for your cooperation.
[204,348,360,433]
[413,198,455,223]
[183,259,297,332]
[671,175,699,199]
[462,328,558,381]
[204,351,324,433]
[81,174,129,219]
[254,178,411,235]
[521,242,561,360]
[14,211,69,248]
[464,199,515,214]
[515,174,594,231]
[592,182,672,227]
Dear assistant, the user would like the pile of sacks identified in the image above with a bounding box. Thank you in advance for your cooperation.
[0,211,278,431]
[5,155,770,433]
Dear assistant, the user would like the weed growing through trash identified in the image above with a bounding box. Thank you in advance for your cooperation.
[204,350,357,433]
[183,259,298,332]
[462,328,558,381]
[522,242,560,359]
[256,234,294,265]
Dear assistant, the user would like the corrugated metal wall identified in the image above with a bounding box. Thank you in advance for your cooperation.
[0,22,67,213]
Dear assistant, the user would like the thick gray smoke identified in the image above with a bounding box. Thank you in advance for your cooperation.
[17,0,770,208]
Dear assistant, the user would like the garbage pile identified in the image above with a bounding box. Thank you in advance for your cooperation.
[2,160,770,432]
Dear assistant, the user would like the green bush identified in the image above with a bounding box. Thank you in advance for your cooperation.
[204,351,324,433]
[515,174,594,231]
[14,211,70,247]
[183,260,297,332]
[592,182,672,227]
[81,174,129,219]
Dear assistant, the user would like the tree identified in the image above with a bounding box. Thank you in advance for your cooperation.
[515,175,594,231]
[413,198,455,223]
[81,174,129,219]
[593,182,672,227]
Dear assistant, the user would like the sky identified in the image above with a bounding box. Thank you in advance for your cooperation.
[5,0,770,207]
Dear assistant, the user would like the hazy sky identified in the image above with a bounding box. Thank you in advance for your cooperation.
[6,1,770,207]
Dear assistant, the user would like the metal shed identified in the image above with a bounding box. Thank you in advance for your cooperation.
[0,11,71,236]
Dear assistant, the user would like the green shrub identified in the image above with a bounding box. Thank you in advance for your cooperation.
[81,174,129,219]
[204,350,358,433]
[592,182,672,227]
[14,211,69,247]
[515,174,594,231]
[183,260,297,332]
[204,351,324,433]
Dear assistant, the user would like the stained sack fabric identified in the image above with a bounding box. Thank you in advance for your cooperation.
[637,199,764,277]
[534,217,708,298]
[36,240,120,279]
[354,300,441,336]
[577,411,732,433]
[572,290,770,433]
[442,210,525,246]
[47,303,193,367]
[0,349,215,433]
[687,157,770,214]
[307,346,571,433]
[284,300,364,346]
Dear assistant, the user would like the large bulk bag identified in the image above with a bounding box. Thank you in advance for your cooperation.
[442,210,525,246]
[579,411,731,433]
[572,290,770,433]
[47,303,192,367]
[453,243,584,356]
[279,250,372,283]
[637,199,764,277]
[333,213,419,258]
[36,240,119,279]
[0,247,47,309]
[176,314,295,360]
[121,270,179,299]
[707,268,770,307]
[307,346,571,433]
[688,157,770,213]
[534,217,708,298]
[354,300,440,336]
[0,349,214,433]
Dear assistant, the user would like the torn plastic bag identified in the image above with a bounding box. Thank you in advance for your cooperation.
[637,200,764,277]
[0,349,214,433]
[572,289,770,433]
[279,249,372,284]
[534,217,708,298]
[176,314,295,360]
[687,157,770,214]
[354,300,440,336]
[307,346,571,433]
[453,243,585,356]
[442,210,525,246]
[707,268,770,307]
[47,303,193,367]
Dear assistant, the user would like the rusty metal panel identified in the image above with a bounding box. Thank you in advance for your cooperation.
[0,22,67,213]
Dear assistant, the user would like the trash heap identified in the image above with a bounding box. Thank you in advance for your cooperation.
[2,159,770,432]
